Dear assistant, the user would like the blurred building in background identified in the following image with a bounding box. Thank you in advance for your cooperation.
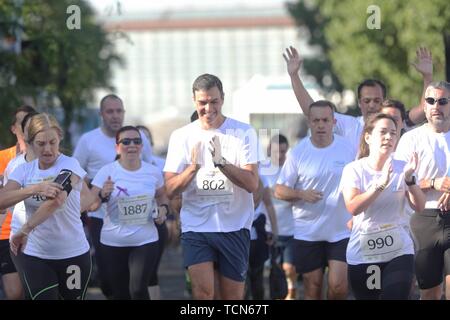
[89,0,320,154]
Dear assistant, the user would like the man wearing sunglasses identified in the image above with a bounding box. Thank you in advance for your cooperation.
[395,81,450,300]
[164,74,259,300]
[72,94,153,299]
[283,46,432,158]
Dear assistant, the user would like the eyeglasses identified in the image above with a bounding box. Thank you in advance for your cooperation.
[118,138,142,145]
[425,97,450,106]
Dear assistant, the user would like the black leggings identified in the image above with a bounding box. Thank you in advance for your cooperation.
[102,241,159,299]
[348,254,414,300]
[22,251,91,300]
[148,222,168,286]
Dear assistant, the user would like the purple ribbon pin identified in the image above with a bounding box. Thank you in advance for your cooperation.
[116,186,129,197]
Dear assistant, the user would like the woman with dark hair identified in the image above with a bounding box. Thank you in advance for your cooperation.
[90,126,169,299]
[341,113,425,299]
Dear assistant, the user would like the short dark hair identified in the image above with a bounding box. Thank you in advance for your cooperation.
[100,94,123,112]
[190,111,199,123]
[357,79,387,100]
[381,99,406,121]
[192,74,224,99]
[309,100,336,114]
[270,134,289,148]
[11,105,36,126]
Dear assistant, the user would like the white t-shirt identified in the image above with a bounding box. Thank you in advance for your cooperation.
[164,118,258,233]
[264,167,294,237]
[73,127,153,218]
[395,124,450,209]
[4,153,27,237]
[277,135,352,242]
[341,158,414,265]
[8,154,89,259]
[334,113,364,158]
[92,161,163,247]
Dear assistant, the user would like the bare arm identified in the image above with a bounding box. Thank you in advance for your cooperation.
[253,179,264,209]
[283,46,315,116]
[165,142,201,199]
[0,180,62,210]
[274,184,323,203]
[263,187,278,238]
[219,163,259,194]
[408,47,433,125]
[80,180,98,213]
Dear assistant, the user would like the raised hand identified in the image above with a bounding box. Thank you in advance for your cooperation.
[411,47,433,78]
[190,141,202,167]
[208,136,222,164]
[101,176,114,199]
[379,157,393,187]
[283,46,303,76]
[404,152,418,181]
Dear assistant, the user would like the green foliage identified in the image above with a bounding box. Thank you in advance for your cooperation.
[288,0,450,109]
[0,0,121,150]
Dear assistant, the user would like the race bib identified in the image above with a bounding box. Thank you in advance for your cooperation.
[25,177,55,208]
[117,194,154,225]
[196,168,234,203]
[360,224,404,262]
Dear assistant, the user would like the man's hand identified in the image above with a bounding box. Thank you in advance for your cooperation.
[300,189,323,203]
[283,46,303,77]
[190,141,202,168]
[208,136,223,164]
[438,192,450,212]
[411,47,433,78]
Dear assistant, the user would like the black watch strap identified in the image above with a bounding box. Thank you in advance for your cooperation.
[405,176,416,186]
[98,191,110,203]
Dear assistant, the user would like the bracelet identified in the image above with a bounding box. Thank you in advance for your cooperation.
[430,178,435,189]
[159,204,169,216]
[20,229,29,236]
[375,183,386,192]
[98,191,110,203]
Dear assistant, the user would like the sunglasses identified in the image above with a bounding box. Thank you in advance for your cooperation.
[118,138,142,145]
[425,97,449,106]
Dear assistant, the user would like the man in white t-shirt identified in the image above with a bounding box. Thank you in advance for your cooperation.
[395,81,450,300]
[73,94,153,298]
[283,46,432,156]
[275,100,353,300]
[164,74,259,300]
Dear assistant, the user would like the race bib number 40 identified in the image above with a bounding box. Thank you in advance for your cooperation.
[118,194,153,225]
[360,224,404,263]
[196,168,234,202]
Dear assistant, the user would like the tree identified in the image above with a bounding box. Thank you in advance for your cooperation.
[0,0,122,150]
[287,0,450,111]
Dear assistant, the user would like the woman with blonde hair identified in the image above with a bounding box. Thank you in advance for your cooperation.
[0,113,95,300]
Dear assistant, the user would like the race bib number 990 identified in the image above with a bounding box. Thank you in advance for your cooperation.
[118,194,153,225]
[360,224,404,262]
[196,168,234,202]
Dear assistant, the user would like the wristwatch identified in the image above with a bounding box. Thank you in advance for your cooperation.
[98,191,110,203]
[214,156,227,168]
[405,176,416,186]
